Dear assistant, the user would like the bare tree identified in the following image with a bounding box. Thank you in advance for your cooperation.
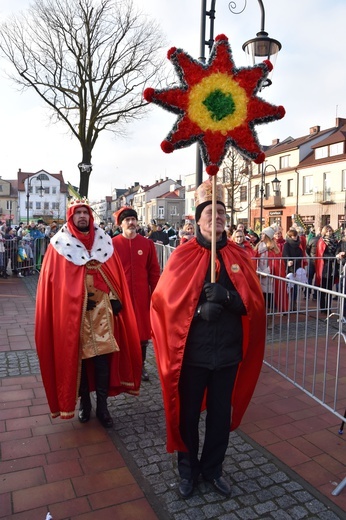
[0,0,165,196]
[219,148,251,228]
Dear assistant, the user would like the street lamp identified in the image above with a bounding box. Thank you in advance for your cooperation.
[259,163,280,232]
[242,0,282,88]
[26,175,44,225]
[196,0,282,187]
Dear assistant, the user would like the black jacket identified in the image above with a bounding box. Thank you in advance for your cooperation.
[183,229,246,370]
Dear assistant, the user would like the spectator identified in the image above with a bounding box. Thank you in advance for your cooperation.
[305,226,321,300]
[180,223,195,244]
[273,228,285,254]
[230,229,253,257]
[149,223,169,245]
[282,228,305,310]
[315,225,338,312]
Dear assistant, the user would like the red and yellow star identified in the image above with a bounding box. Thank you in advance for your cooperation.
[144,34,285,176]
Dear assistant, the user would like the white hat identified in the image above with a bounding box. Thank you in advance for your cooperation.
[262,226,275,239]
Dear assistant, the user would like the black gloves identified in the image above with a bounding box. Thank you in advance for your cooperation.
[204,282,229,305]
[202,282,246,315]
[86,293,122,316]
[86,293,96,311]
[197,301,223,322]
[110,299,122,316]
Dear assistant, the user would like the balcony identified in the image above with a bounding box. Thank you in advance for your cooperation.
[255,195,283,208]
[313,190,334,204]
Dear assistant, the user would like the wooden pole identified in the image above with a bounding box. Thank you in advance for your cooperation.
[211,175,217,283]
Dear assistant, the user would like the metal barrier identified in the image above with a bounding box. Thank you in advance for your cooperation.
[154,246,346,427]
[1,237,49,277]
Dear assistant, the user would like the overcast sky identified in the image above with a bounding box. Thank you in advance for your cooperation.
[1,0,346,200]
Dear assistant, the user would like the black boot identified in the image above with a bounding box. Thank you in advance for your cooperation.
[94,355,113,428]
[78,361,91,423]
[141,341,149,381]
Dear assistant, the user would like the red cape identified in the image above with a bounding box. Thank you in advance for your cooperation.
[112,234,160,341]
[150,237,266,453]
[35,245,142,420]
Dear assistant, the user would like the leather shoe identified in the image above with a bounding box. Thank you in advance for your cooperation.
[178,478,195,498]
[78,408,91,423]
[142,366,149,381]
[96,410,114,428]
[209,476,231,496]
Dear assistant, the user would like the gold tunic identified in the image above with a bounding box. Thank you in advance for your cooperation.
[80,273,120,359]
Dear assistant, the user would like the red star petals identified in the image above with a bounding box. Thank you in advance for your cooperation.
[144,35,285,171]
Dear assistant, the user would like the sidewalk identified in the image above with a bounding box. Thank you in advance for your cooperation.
[0,274,345,519]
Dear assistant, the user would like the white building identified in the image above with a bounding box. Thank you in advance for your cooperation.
[17,169,67,225]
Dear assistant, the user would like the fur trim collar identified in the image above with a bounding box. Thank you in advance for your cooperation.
[50,224,113,265]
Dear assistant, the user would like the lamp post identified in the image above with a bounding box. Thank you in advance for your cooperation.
[26,175,44,225]
[196,0,282,188]
[259,163,280,232]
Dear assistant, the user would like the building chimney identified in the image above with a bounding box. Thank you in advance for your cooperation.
[336,117,346,128]
[309,126,320,135]
[272,138,280,145]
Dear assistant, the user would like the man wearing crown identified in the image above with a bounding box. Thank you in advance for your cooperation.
[35,199,142,428]
[151,179,266,498]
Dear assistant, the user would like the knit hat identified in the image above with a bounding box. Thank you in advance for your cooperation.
[194,179,225,222]
[262,226,275,239]
[113,206,138,226]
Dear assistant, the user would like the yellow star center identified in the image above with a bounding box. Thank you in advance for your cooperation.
[187,72,248,134]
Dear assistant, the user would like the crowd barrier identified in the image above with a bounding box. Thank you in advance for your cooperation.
[154,245,346,427]
[0,237,49,277]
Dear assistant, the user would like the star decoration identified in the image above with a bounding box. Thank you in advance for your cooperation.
[143,34,285,176]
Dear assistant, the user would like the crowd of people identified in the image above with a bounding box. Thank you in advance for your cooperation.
[4,196,346,500]
[227,221,345,316]
[0,219,59,278]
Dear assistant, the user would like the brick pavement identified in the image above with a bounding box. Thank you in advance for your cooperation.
[0,274,345,519]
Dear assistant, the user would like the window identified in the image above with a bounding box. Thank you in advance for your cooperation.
[330,142,344,156]
[6,200,12,210]
[0,185,2,192]
[222,167,230,183]
[170,205,177,216]
[44,202,49,210]
[315,146,328,159]
[36,202,41,210]
[280,155,290,168]
[158,206,164,218]
[52,202,59,210]
[240,186,247,202]
[303,175,313,194]
[287,179,294,197]
[255,185,260,199]
[44,187,49,195]
[264,183,270,199]
[343,170,346,191]
[52,187,57,194]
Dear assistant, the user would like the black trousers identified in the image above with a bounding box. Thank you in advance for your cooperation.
[178,363,239,481]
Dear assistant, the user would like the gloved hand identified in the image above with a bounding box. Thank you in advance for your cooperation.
[204,282,229,304]
[110,299,122,316]
[198,302,223,321]
[86,293,96,311]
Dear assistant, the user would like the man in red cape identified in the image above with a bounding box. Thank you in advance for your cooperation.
[151,179,266,498]
[112,206,160,381]
[35,199,142,427]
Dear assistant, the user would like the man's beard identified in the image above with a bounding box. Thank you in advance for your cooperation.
[76,223,89,232]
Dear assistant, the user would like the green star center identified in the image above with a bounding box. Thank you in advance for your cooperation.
[202,89,235,121]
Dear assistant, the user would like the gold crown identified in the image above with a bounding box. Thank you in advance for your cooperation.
[67,196,90,208]
[194,179,224,207]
